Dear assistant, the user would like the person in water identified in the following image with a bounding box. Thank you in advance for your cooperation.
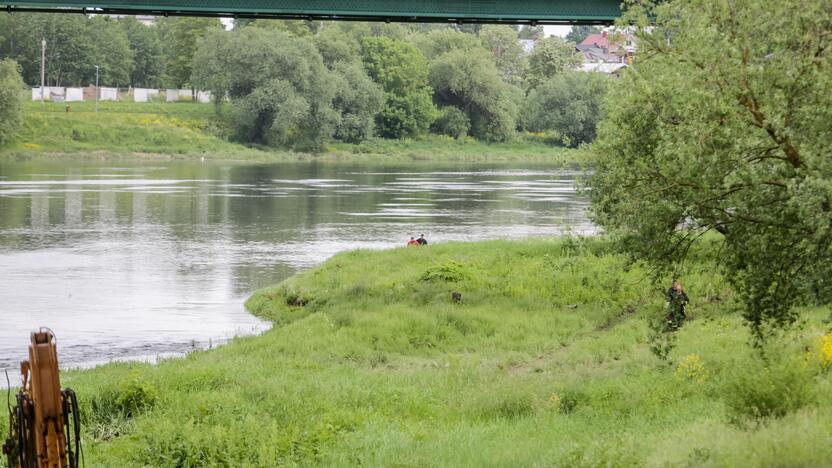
[665,279,689,331]
[407,236,420,246]
[417,233,428,245]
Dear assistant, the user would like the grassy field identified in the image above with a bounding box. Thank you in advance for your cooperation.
[2,237,830,466]
[1,101,583,164]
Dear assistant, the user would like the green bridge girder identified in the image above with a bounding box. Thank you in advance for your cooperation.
[0,0,621,24]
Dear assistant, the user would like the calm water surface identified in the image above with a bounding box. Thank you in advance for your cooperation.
[0,158,593,380]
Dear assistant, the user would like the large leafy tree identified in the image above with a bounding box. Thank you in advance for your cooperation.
[480,25,526,85]
[523,36,582,91]
[523,71,608,147]
[361,37,435,139]
[88,17,134,87]
[429,49,518,141]
[120,17,164,88]
[192,28,338,151]
[588,0,832,340]
[0,59,24,146]
[410,29,484,61]
[158,17,221,89]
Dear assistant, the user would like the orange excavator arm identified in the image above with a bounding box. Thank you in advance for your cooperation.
[3,329,81,468]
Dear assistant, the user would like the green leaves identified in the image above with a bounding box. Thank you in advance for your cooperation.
[0,59,24,147]
[588,0,832,340]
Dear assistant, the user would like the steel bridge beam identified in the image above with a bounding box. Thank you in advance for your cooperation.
[0,0,621,24]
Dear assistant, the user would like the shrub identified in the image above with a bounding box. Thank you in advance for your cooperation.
[431,107,470,139]
[420,261,471,283]
[723,356,815,424]
[0,59,25,146]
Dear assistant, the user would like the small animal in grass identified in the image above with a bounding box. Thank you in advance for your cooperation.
[452,291,462,303]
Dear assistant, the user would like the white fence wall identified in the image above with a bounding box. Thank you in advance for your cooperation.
[134,88,160,102]
[99,87,118,101]
[65,88,84,102]
[165,89,178,102]
[196,91,212,103]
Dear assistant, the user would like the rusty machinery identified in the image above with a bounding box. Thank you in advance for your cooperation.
[3,329,81,468]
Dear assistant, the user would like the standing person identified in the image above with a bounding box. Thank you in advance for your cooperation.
[417,233,428,245]
[407,236,420,246]
[665,279,689,330]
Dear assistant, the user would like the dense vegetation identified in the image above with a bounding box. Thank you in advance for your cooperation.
[1,100,581,163]
[0,59,24,146]
[0,15,608,151]
[589,0,832,342]
[1,238,830,466]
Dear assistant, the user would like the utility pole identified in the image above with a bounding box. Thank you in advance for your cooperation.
[95,65,99,112]
[40,38,46,103]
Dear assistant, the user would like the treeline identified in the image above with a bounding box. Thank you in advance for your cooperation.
[0,15,609,150]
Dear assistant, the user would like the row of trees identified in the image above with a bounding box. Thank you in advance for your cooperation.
[190,21,608,150]
[0,15,609,149]
[0,14,220,88]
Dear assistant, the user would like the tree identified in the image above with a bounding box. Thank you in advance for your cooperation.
[429,49,518,141]
[88,17,134,87]
[121,17,164,88]
[431,107,470,139]
[330,62,384,143]
[480,25,526,84]
[566,25,601,45]
[523,71,608,147]
[410,29,484,61]
[361,37,435,138]
[518,25,543,40]
[192,28,338,151]
[158,17,221,89]
[588,0,832,341]
[0,59,24,146]
[523,37,583,91]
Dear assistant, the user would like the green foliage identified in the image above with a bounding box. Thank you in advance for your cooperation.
[566,25,601,45]
[523,37,583,91]
[158,17,222,88]
[192,28,339,151]
[480,25,526,85]
[88,17,135,87]
[0,59,24,146]
[330,62,384,144]
[431,106,470,139]
[120,17,165,88]
[21,237,832,466]
[429,49,519,141]
[361,37,435,139]
[588,0,832,341]
[723,353,815,424]
[523,71,608,147]
[420,260,471,283]
[410,29,484,61]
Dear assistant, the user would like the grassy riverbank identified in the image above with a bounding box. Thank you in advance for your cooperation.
[2,238,830,466]
[0,101,583,164]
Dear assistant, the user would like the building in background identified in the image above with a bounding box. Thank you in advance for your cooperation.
[576,29,636,64]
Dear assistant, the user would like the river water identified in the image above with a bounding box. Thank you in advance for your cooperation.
[0,158,593,381]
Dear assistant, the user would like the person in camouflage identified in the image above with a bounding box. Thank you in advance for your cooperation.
[665,280,689,331]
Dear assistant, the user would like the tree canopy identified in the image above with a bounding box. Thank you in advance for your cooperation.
[361,36,435,139]
[524,37,583,92]
[588,0,832,340]
[0,58,24,146]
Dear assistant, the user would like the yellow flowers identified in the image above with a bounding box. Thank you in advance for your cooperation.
[676,354,708,383]
[547,392,562,412]
[821,333,832,369]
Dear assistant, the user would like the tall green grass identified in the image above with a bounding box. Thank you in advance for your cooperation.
[2,237,829,466]
[2,101,582,163]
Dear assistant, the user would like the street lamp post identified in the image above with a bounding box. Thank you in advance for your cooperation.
[40,38,46,103]
[94,65,99,113]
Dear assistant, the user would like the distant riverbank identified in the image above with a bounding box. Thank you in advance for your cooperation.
[1,101,587,165]
[3,237,829,466]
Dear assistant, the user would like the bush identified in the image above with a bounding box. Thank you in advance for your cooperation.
[723,355,815,424]
[431,107,470,139]
[420,261,471,283]
[0,59,25,146]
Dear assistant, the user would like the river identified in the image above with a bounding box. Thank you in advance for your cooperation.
[0,158,593,382]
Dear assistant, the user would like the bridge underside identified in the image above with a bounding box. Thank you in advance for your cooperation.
[0,0,621,24]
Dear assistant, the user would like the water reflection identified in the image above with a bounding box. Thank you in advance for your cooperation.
[0,159,593,380]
